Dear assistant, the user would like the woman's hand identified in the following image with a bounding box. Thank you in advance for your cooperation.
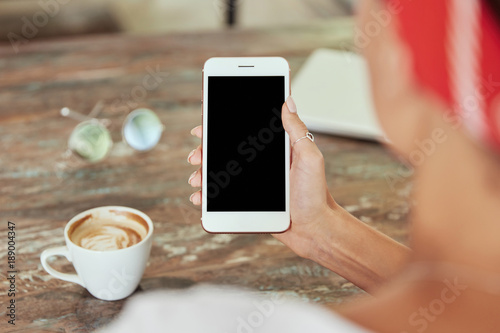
[187,96,410,291]
[186,125,202,205]
[187,96,338,259]
[271,97,339,258]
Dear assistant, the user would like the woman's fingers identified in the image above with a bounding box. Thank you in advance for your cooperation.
[188,168,202,187]
[187,144,202,165]
[189,190,201,205]
[282,97,309,142]
[187,125,202,165]
[282,96,321,160]
[190,125,202,139]
[188,126,203,205]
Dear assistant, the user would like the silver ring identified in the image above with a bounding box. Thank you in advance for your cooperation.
[292,132,314,147]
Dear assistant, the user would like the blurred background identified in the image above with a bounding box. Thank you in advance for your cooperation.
[0,2,412,330]
[0,0,355,40]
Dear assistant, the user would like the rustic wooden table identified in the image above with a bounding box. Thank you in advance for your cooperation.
[0,19,411,332]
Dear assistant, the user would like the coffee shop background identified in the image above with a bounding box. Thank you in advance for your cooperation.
[0,0,414,330]
[0,0,355,40]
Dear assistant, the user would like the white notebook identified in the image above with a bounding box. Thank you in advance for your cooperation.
[291,48,385,141]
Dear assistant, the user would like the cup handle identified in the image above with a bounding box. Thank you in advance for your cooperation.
[40,246,85,287]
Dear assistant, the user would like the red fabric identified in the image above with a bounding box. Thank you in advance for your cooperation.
[384,0,500,151]
[481,5,500,148]
[396,0,452,106]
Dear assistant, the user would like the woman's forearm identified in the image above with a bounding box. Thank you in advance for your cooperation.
[308,206,411,293]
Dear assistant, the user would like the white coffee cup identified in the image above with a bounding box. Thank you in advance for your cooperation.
[41,206,154,301]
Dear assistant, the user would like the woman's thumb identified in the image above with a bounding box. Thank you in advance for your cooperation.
[282,96,310,145]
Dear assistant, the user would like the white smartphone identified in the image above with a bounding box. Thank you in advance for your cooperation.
[201,57,290,233]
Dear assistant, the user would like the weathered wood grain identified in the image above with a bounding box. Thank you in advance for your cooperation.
[0,19,411,332]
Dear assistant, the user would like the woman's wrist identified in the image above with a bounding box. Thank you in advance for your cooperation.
[303,205,411,292]
[292,204,338,260]
[304,205,345,268]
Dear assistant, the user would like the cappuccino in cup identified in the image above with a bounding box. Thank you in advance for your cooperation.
[68,209,149,251]
[41,206,153,301]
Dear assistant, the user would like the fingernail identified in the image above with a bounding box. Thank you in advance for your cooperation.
[190,126,199,136]
[189,193,195,203]
[286,96,297,113]
[187,149,195,163]
[188,170,196,184]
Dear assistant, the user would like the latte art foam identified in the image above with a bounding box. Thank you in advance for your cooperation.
[69,210,149,251]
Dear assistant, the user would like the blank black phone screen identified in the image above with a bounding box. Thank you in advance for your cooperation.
[207,76,285,212]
